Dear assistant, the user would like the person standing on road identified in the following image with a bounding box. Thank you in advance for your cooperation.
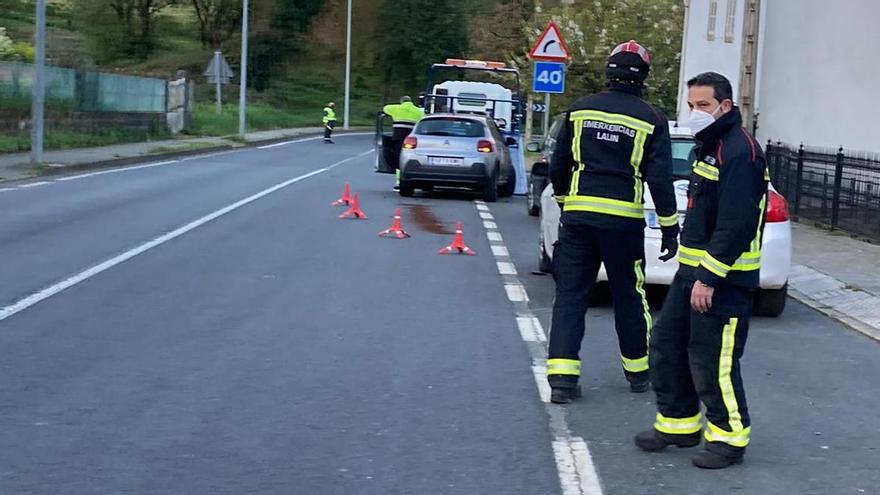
[634,72,768,470]
[323,102,337,144]
[383,96,424,190]
[546,40,680,404]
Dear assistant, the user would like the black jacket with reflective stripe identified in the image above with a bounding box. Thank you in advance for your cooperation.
[550,83,679,234]
[678,107,768,289]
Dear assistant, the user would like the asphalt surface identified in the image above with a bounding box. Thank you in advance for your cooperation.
[1,135,878,494]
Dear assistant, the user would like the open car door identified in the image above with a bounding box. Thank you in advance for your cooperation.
[374,112,397,174]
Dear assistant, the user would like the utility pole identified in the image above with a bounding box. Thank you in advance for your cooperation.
[343,0,352,130]
[238,0,249,136]
[30,0,46,165]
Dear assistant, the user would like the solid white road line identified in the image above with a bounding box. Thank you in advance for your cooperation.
[56,160,178,181]
[0,150,371,323]
[18,181,50,188]
[257,136,321,149]
[0,187,15,193]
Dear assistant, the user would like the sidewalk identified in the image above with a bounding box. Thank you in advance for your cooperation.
[0,126,367,183]
[789,221,880,341]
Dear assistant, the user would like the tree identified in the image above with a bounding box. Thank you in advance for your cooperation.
[190,0,240,48]
[74,0,168,60]
[375,0,470,99]
[108,0,169,58]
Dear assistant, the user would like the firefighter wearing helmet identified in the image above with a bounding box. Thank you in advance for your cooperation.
[546,40,679,403]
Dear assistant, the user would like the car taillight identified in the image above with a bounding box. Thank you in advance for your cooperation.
[766,190,789,223]
[477,140,493,153]
[403,136,418,149]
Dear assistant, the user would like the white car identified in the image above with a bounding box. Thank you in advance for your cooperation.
[538,128,792,317]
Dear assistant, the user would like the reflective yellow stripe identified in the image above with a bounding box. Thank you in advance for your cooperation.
[631,130,648,202]
[719,318,743,431]
[569,164,584,197]
[693,160,719,181]
[621,355,648,373]
[705,421,750,447]
[763,167,771,181]
[658,213,679,227]
[547,358,581,376]
[634,259,652,345]
[700,253,732,278]
[564,195,644,219]
[654,412,703,435]
[569,110,655,134]
[751,195,767,253]
[678,246,761,272]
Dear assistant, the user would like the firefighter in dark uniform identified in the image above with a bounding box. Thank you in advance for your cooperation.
[634,72,769,469]
[323,102,337,143]
[383,96,424,190]
[547,40,680,404]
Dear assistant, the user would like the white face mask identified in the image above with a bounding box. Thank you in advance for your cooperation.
[688,104,723,134]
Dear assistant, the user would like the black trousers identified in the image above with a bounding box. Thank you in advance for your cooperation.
[650,273,752,453]
[324,121,336,140]
[547,222,652,388]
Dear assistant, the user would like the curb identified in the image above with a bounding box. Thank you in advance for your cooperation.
[788,288,880,344]
[0,129,370,185]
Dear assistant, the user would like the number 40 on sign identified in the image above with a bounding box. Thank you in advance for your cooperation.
[532,61,565,94]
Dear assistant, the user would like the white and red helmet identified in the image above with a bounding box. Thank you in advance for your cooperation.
[606,40,651,84]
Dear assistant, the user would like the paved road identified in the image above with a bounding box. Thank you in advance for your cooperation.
[1,135,878,494]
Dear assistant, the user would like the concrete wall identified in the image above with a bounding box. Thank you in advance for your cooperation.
[676,0,746,124]
[755,0,880,152]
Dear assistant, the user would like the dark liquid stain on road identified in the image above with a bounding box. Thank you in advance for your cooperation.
[400,204,453,234]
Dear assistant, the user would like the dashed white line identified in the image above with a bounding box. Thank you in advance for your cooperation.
[491,245,510,257]
[483,221,498,229]
[479,211,494,220]
[0,150,371,323]
[497,261,518,275]
[532,364,552,403]
[476,204,490,212]
[487,231,503,242]
[504,283,529,302]
[516,316,547,342]
[554,438,603,495]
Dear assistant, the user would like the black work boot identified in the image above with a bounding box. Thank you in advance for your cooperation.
[692,442,744,469]
[625,371,650,393]
[550,385,582,404]
[634,429,702,452]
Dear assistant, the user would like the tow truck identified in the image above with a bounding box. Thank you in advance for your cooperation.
[375,59,528,195]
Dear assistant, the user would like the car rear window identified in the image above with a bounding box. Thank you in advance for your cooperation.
[672,139,697,178]
[416,118,485,138]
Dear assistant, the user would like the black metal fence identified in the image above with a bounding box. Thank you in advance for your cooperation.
[767,141,880,242]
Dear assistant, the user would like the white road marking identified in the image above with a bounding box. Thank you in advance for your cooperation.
[476,204,490,212]
[18,181,49,188]
[532,365,551,403]
[257,136,321,149]
[476,199,603,495]
[479,211,494,220]
[504,283,529,302]
[497,261,517,275]
[56,160,178,181]
[491,245,509,257]
[0,187,15,193]
[0,150,371,323]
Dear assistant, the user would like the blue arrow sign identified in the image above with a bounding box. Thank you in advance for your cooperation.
[532,61,565,94]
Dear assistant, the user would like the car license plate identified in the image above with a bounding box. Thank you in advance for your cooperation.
[429,156,464,166]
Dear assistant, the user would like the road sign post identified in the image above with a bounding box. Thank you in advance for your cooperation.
[528,21,570,136]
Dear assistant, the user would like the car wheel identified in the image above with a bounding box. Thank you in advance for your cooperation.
[399,181,415,198]
[527,180,541,216]
[483,169,498,203]
[539,239,553,273]
[499,163,516,198]
[754,284,787,317]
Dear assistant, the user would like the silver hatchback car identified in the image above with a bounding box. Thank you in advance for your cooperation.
[399,114,517,202]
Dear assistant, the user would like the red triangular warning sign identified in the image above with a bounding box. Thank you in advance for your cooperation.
[529,22,570,61]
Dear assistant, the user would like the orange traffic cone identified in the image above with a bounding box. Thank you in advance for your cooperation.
[378,208,411,239]
[338,193,367,219]
[331,182,352,206]
[438,222,476,255]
